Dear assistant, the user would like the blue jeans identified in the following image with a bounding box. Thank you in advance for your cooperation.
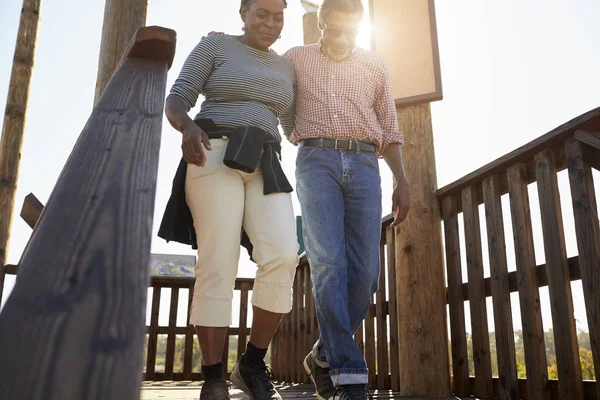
[295,143,382,385]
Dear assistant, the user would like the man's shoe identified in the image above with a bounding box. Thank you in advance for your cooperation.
[230,357,281,400]
[199,377,230,400]
[303,352,337,400]
[333,384,372,400]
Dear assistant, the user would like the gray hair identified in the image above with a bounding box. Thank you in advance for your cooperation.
[318,0,365,21]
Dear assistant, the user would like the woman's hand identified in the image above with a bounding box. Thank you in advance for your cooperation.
[181,121,212,167]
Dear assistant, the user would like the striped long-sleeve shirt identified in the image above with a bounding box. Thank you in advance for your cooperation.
[167,35,295,141]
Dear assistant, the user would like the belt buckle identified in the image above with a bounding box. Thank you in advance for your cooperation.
[334,139,352,151]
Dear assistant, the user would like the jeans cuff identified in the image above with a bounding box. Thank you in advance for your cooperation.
[330,369,369,386]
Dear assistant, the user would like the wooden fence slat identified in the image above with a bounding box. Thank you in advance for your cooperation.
[0,27,176,400]
[365,305,377,386]
[441,196,469,397]
[221,328,230,376]
[386,227,400,392]
[237,282,250,362]
[506,163,549,400]
[483,175,518,400]
[461,185,494,398]
[303,265,313,369]
[183,284,194,380]
[565,137,600,397]
[294,267,303,382]
[534,148,584,400]
[146,287,162,380]
[165,287,179,379]
[376,238,389,390]
[286,298,293,384]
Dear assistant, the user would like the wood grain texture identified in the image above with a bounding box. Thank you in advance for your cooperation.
[506,163,549,400]
[565,137,600,398]
[441,196,469,397]
[534,148,584,400]
[395,102,450,396]
[385,227,401,392]
[437,107,600,201]
[482,175,518,400]
[574,130,600,171]
[165,288,179,380]
[0,0,42,302]
[461,185,493,398]
[94,0,148,103]
[376,239,389,390]
[0,46,170,399]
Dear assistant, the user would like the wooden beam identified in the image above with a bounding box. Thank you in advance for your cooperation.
[0,0,42,304]
[0,26,175,400]
[94,0,148,104]
[395,103,450,396]
[302,10,321,45]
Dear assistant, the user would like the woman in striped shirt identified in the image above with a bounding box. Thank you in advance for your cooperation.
[160,1,297,399]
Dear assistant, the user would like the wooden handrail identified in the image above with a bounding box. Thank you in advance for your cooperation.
[436,107,600,210]
[0,26,176,400]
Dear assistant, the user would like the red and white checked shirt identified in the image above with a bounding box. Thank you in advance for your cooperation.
[280,41,404,154]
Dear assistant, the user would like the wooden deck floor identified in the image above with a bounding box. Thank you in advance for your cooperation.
[141,382,464,400]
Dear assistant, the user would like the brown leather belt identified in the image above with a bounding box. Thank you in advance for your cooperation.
[298,138,376,153]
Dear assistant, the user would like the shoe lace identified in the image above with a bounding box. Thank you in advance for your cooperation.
[250,364,276,392]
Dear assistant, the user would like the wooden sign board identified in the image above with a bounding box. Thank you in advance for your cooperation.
[370,0,443,106]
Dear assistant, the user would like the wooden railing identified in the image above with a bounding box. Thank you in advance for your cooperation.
[438,107,600,400]
[0,27,176,400]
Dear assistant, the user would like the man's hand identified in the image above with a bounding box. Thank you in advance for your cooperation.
[391,177,410,227]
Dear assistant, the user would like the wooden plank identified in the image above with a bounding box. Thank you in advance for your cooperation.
[0,0,42,304]
[386,227,401,392]
[565,137,600,397]
[465,378,598,400]
[4,264,18,275]
[0,26,175,400]
[365,305,377,386]
[441,196,469,397]
[146,287,162,380]
[20,193,44,229]
[221,329,230,376]
[506,163,549,400]
[534,148,584,400]
[303,265,313,367]
[237,282,250,362]
[437,107,600,201]
[461,185,493,398]
[293,267,302,382]
[376,237,389,389]
[165,288,179,379]
[482,175,518,400]
[183,284,194,380]
[458,256,582,300]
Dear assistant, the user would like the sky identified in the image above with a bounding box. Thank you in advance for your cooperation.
[0,0,599,337]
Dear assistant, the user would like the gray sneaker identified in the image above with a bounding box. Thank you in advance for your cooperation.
[230,358,281,400]
[303,352,337,400]
[199,377,230,400]
[333,384,372,400]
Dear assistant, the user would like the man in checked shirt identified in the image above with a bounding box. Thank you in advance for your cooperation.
[280,0,410,399]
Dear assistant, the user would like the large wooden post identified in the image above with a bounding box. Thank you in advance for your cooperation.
[0,0,42,303]
[395,103,451,396]
[94,0,148,104]
[369,0,451,395]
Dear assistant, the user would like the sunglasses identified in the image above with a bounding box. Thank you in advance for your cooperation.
[323,21,360,39]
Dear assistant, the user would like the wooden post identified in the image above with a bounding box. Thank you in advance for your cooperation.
[0,0,42,303]
[302,11,321,45]
[94,0,148,104]
[395,103,451,396]
[0,27,176,400]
